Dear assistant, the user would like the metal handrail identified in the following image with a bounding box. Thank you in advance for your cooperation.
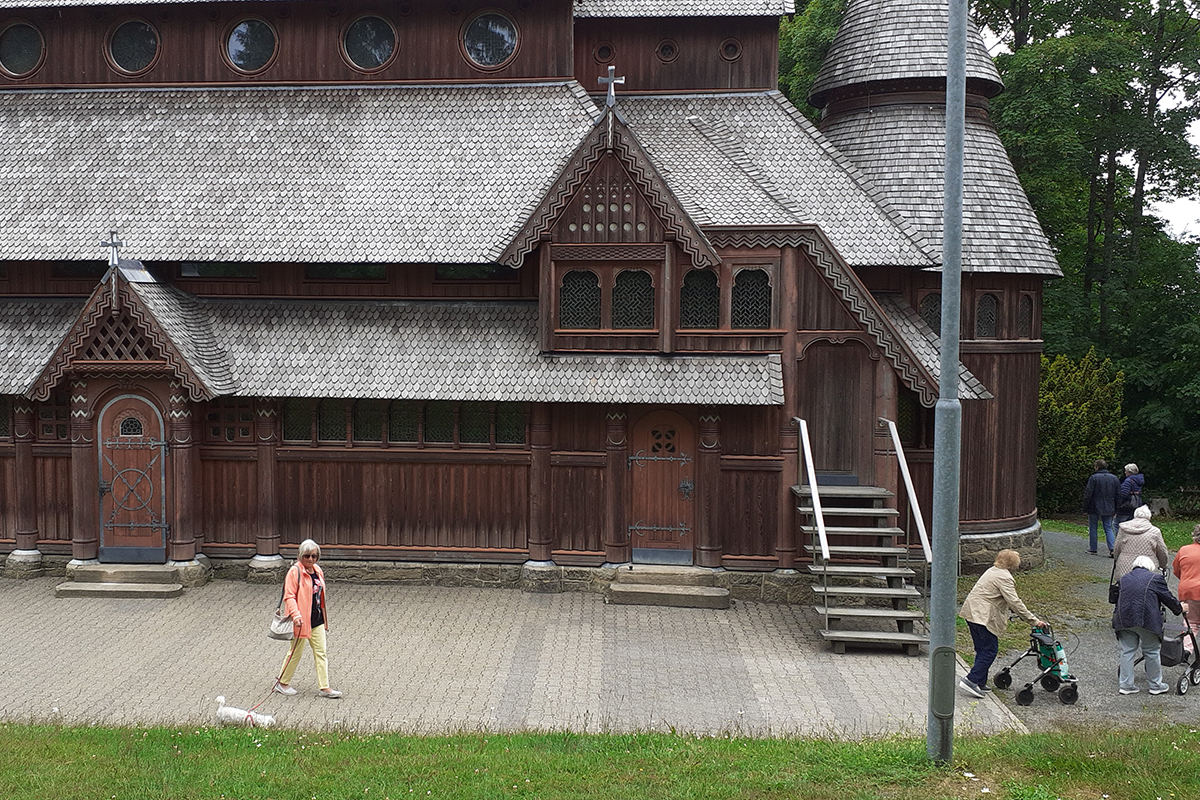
[879,417,932,564]
[793,417,829,562]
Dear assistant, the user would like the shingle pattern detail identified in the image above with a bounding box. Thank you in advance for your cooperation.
[0,84,598,263]
[502,110,721,269]
[29,267,217,402]
[808,0,1002,106]
[820,106,1061,276]
[572,0,794,17]
[0,299,83,395]
[875,294,993,401]
[618,93,935,267]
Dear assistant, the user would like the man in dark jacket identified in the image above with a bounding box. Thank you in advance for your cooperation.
[1113,555,1188,695]
[1083,459,1120,556]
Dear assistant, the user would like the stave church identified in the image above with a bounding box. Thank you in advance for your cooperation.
[0,0,1058,619]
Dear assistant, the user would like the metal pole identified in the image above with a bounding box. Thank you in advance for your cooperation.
[927,0,967,764]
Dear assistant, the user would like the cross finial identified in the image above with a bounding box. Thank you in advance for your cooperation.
[100,230,123,267]
[599,65,625,108]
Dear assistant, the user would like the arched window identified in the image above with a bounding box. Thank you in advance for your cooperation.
[975,293,999,338]
[119,416,144,437]
[559,270,601,329]
[612,269,654,329]
[680,269,719,329]
[731,269,771,329]
[1018,295,1033,339]
[920,292,941,336]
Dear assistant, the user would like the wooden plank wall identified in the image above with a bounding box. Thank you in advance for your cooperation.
[34,453,73,544]
[717,460,778,558]
[198,456,258,545]
[550,464,605,552]
[0,451,13,541]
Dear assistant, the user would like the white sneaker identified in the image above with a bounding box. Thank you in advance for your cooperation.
[318,688,343,699]
[1149,685,1170,695]
[1118,687,1139,695]
[273,682,297,696]
[958,678,985,699]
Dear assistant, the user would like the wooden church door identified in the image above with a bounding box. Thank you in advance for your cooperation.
[629,410,696,565]
[97,394,168,563]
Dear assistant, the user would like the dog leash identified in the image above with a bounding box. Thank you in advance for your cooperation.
[243,623,302,724]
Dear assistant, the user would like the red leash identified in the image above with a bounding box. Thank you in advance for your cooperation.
[245,634,301,718]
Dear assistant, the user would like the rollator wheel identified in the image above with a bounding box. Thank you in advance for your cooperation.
[1016,686,1035,706]
[1059,685,1079,705]
[1040,674,1061,692]
[994,670,1012,690]
[1190,666,1200,686]
[1178,674,1190,696]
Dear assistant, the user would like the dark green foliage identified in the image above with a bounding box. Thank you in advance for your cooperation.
[1037,349,1126,513]
[778,0,846,120]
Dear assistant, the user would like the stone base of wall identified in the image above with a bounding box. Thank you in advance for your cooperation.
[2,552,70,578]
[959,521,1045,575]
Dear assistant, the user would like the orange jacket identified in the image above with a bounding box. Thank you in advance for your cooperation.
[283,562,328,639]
[1174,543,1200,602]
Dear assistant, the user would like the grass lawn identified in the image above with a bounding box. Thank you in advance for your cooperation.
[1042,514,1200,551]
[3,722,1200,800]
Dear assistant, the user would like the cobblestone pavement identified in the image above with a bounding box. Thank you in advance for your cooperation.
[2,575,1021,738]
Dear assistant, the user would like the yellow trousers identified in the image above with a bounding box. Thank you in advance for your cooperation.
[278,624,330,690]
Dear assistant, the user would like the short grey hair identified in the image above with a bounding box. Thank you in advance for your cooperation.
[1132,555,1157,571]
[298,539,321,559]
[1125,463,1139,475]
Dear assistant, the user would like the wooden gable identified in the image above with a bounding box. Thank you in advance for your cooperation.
[552,154,666,245]
[29,267,212,402]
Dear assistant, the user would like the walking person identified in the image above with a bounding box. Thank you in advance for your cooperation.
[1083,459,1120,557]
[1113,504,1169,579]
[1113,555,1188,695]
[273,539,343,698]
[1172,525,1200,654]
[1115,463,1145,526]
[958,549,1046,698]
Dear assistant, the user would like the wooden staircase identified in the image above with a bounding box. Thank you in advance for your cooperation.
[794,484,929,656]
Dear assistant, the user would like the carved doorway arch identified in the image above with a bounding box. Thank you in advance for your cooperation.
[97,393,168,563]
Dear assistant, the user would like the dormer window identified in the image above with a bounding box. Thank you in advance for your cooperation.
[731,269,771,329]
[679,263,775,332]
[679,269,719,329]
[611,269,654,329]
[559,270,603,329]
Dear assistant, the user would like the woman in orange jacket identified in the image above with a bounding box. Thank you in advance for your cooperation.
[1173,525,1200,653]
[273,539,343,698]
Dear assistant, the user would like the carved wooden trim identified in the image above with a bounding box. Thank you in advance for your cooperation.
[551,244,667,261]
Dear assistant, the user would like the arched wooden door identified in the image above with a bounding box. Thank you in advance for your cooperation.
[629,410,695,565]
[97,394,168,563]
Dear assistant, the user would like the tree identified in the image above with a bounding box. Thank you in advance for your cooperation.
[779,0,846,119]
[1037,349,1126,513]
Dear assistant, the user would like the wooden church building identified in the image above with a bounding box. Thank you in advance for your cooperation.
[0,0,1059,591]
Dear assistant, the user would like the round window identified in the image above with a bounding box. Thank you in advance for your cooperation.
[593,41,614,64]
[461,11,518,69]
[720,38,742,62]
[226,18,277,74]
[343,15,396,71]
[109,20,159,75]
[0,22,45,78]
[656,39,679,63]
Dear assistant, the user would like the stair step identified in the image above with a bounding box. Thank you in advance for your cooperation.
[71,564,179,584]
[813,606,926,621]
[56,582,183,599]
[820,629,928,655]
[608,583,730,609]
[792,485,894,499]
[801,526,904,537]
[805,545,908,558]
[811,584,922,599]
[797,506,898,517]
[613,565,715,587]
[807,565,915,579]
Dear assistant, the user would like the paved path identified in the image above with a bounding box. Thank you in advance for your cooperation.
[2,574,1021,738]
[1002,526,1200,731]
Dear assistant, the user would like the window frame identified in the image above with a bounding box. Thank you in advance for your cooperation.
[676,259,778,332]
[0,19,46,79]
[974,291,1001,339]
[553,261,661,333]
[340,13,398,74]
[279,398,528,450]
[105,17,161,77]
[459,9,520,72]
[222,15,279,76]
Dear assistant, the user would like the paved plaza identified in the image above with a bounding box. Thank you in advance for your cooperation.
[2,573,1022,738]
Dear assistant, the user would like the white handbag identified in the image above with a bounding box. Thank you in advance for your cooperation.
[268,582,295,641]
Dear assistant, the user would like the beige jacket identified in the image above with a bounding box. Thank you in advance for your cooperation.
[959,566,1037,637]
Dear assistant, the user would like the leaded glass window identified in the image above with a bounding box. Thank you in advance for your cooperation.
[612,269,654,329]
[352,400,384,442]
[459,401,490,444]
[920,293,941,336]
[388,401,419,443]
[462,11,518,69]
[1018,295,1033,339]
[559,270,601,329]
[317,400,346,441]
[496,403,526,444]
[680,269,719,329]
[119,417,144,437]
[109,20,158,74]
[976,293,999,338]
[305,263,387,280]
[281,400,312,442]
[731,269,771,329]
[37,391,69,441]
[896,392,917,446]
[424,401,454,443]
[0,396,9,437]
[205,398,254,443]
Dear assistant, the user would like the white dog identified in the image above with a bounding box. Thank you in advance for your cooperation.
[215,696,275,728]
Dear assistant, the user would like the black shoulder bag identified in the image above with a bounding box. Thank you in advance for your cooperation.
[1107,560,1120,605]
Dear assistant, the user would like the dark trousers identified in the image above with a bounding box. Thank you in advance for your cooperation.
[966,620,999,687]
